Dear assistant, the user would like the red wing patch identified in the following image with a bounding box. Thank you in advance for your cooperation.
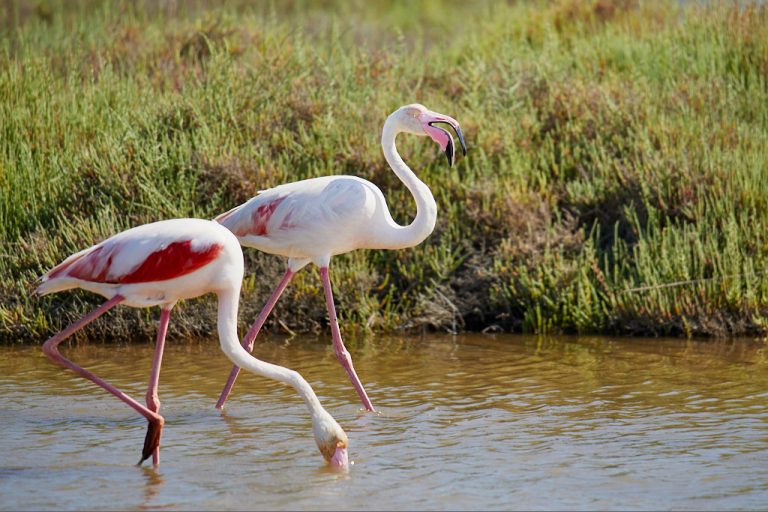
[50,242,223,284]
[235,197,286,237]
[119,241,223,283]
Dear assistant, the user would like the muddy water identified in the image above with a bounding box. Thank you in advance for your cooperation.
[1,334,767,510]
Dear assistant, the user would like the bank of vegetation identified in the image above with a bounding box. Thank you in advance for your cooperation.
[2,0,767,342]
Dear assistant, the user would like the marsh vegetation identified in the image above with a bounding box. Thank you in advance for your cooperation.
[2,0,768,342]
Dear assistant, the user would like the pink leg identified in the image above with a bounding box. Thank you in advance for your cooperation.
[41,295,165,465]
[145,306,172,465]
[319,267,375,412]
[216,268,295,409]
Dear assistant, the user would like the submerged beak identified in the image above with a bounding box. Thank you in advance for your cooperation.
[329,443,349,468]
[425,116,467,167]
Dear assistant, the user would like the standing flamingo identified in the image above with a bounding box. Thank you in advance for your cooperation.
[36,218,348,467]
[215,103,467,412]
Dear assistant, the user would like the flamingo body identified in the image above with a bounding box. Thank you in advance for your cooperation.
[37,219,238,307]
[216,175,406,260]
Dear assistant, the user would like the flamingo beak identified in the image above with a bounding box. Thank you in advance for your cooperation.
[423,115,467,167]
[329,442,349,468]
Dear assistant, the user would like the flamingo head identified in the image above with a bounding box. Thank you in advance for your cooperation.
[312,411,349,468]
[394,103,467,166]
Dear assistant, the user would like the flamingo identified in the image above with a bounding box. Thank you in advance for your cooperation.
[214,103,467,412]
[36,218,348,467]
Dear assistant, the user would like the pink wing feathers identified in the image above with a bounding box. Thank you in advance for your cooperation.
[216,196,287,238]
[43,238,223,285]
[215,176,372,240]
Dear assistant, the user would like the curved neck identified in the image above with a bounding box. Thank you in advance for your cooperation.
[378,115,437,249]
[216,288,325,418]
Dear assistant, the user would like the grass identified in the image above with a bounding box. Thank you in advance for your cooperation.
[2,0,768,343]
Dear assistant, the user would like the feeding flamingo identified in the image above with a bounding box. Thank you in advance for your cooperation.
[36,218,348,467]
[215,103,467,412]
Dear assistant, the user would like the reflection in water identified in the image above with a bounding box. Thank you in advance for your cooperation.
[0,335,767,510]
[139,466,166,510]
[217,408,245,437]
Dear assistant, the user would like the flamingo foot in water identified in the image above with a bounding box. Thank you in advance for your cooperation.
[139,417,164,465]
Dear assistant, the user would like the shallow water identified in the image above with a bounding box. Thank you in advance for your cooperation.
[1,333,767,511]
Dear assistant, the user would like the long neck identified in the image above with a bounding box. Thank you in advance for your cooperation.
[216,288,326,419]
[378,116,438,249]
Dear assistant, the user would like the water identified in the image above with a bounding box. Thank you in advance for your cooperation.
[1,334,767,511]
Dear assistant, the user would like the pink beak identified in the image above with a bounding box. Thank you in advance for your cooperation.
[329,446,349,468]
[419,112,467,167]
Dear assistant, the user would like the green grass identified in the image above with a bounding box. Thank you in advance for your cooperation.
[2,0,768,342]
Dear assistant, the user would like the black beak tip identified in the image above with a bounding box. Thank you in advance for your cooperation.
[445,140,455,167]
[456,127,467,156]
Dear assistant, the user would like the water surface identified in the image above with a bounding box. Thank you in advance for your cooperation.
[1,334,767,510]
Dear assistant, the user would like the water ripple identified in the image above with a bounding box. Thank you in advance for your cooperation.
[2,335,767,510]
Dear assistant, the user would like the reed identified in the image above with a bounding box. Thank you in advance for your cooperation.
[2,0,767,341]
